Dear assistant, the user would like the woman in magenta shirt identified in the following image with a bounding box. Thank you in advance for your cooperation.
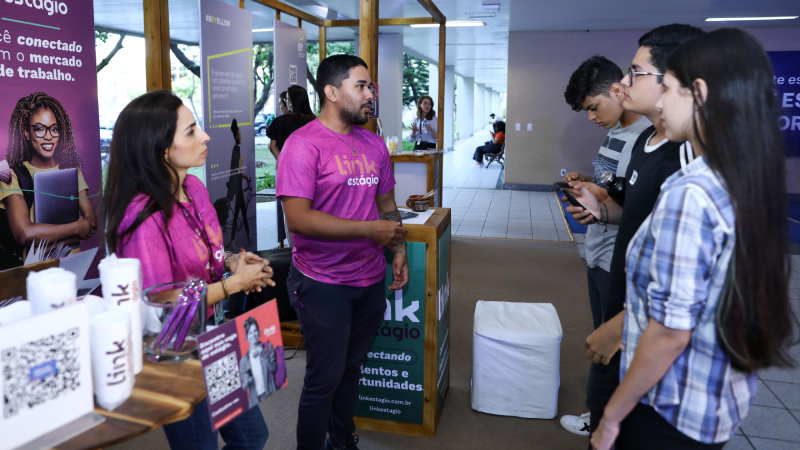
[103,90,274,450]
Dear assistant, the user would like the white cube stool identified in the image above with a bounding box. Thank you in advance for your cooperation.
[471,301,563,419]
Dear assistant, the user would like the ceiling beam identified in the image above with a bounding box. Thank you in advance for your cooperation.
[415,0,445,24]
[324,17,438,27]
[252,0,324,26]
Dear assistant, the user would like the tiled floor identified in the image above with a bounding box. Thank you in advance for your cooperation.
[442,128,571,241]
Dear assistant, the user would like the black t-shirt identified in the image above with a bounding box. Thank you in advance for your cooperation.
[586,125,686,416]
[266,114,316,151]
[605,125,685,321]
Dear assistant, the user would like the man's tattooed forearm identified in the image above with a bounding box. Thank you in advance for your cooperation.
[381,209,406,255]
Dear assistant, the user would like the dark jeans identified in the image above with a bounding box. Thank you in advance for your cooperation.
[286,264,386,450]
[473,141,501,163]
[615,403,726,449]
[163,399,268,450]
[587,353,621,436]
[586,266,611,330]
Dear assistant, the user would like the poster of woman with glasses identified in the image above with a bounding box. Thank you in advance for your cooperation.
[0,92,97,270]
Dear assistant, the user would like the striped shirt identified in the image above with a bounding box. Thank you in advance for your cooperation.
[621,156,756,444]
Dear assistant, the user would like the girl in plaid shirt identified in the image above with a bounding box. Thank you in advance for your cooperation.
[591,29,796,450]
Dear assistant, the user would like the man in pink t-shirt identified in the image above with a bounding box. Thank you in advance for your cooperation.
[277,55,408,450]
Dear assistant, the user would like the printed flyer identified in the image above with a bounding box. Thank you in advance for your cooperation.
[355,242,426,424]
[197,299,287,431]
[0,0,103,273]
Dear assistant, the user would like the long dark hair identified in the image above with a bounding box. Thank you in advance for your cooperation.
[287,85,314,116]
[667,28,794,371]
[103,90,184,254]
[6,92,82,169]
[493,121,506,134]
[416,95,435,121]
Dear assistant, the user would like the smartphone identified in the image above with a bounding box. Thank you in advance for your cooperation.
[399,210,419,220]
[553,182,586,210]
[553,181,572,189]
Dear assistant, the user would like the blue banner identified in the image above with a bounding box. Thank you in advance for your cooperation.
[769,51,800,158]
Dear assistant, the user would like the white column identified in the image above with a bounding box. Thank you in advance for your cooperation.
[474,83,486,132]
[492,91,501,119]
[377,34,403,139]
[457,75,474,139]
[443,65,455,150]
[484,88,492,123]
[428,63,438,106]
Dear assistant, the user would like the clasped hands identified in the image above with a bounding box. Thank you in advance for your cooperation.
[226,248,276,295]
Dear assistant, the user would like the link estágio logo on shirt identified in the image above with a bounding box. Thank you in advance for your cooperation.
[335,154,381,187]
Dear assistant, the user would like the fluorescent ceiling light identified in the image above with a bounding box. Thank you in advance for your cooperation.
[411,20,485,28]
[253,28,274,32]
[482,3,500,11]
[706,16,797,21]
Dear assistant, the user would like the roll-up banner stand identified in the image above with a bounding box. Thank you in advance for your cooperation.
[200,0,256,252]
[272,20,306,243]
[0,0,103,276]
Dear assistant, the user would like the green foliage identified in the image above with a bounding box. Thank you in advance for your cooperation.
[257,173,275,190]
[95,30,109,46]
[403,54,429,108]
[307,42,356,81]
[171,44,203,125]
[402,139,415,152]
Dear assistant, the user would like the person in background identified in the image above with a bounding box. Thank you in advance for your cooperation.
[103,90,275,450]
[267,85,316,247]
[267,85,316,162]
[0,92,96,269]
[563,24,704,444]
[472,120,505,167]
[489,113,497,125]
[591,28,794,450]
[278,91,289,116]
[278,54,408,450]
[408,94,437,150]
[558,55,650,436]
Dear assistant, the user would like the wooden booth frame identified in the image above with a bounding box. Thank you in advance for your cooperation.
[141,0,449,439]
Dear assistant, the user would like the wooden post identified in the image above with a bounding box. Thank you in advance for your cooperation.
[437,23,445,150]
[239,0,244,8]
[143,0,171,91]
[359,0,379,133]
[276,9,280,20]
[318,26,326,61]
[298,17,302,28]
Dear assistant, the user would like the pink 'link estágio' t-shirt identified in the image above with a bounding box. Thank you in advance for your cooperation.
[276,118,395,287]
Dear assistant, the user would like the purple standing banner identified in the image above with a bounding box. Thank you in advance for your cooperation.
[0,0,102,274]
[199,0,256,252]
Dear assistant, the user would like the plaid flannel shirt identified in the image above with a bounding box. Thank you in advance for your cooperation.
[621,156,756,444]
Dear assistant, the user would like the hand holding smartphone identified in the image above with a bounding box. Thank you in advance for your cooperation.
[553,182,598,222]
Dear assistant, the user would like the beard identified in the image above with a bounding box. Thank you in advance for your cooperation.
[339,99,372,125]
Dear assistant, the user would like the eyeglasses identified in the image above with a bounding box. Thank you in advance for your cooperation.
[30,124,59,138]
[627,67,665,86]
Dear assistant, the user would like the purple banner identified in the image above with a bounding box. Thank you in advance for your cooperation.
[272,20,307,117]
[0,0,102,273]
[199,0,256,252]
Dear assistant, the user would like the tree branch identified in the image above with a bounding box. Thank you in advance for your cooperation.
[96,34,126,73]
[170,43,200,77]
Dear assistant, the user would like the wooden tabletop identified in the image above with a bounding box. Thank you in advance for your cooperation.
[389,153,443,163]
[55,359,206,450]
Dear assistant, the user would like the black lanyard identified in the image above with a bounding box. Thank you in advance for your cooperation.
[176,191,219,281]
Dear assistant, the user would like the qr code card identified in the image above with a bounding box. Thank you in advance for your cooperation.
[0,303,93,450]
[289,65,297,85]
[204,352,241,405]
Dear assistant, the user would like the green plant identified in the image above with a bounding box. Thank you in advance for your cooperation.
[402,140,415,152]
[257,173,275,191]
